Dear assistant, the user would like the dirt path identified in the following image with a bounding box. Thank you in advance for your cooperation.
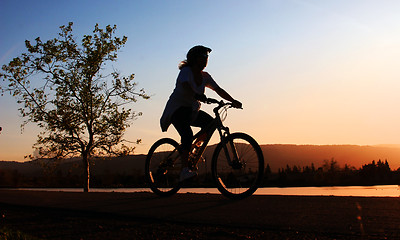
[0,190,399,239]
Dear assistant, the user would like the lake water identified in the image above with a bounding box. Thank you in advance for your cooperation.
[15,185,400,197]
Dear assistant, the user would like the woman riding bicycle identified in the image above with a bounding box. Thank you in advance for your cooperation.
[160,45,242,181]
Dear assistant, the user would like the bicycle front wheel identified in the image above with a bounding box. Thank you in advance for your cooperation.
[145,138,182,197]
[212,133,264,200]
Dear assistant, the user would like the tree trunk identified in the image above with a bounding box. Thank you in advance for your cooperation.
[83,153,90,192]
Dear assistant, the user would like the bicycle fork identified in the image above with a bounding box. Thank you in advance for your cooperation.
[220,128,243,169]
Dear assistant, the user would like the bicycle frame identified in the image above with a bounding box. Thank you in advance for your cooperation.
[190,99,240,167]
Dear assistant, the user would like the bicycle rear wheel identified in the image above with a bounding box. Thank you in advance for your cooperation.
[145,138,182,197]
[212,132,264,200]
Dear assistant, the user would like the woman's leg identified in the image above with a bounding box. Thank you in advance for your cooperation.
[189,110,213,166]
[171,107,193,168]
[192,110,214,131]
[171,109,213,181]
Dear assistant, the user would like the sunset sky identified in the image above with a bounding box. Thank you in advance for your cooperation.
[1,0,400,162]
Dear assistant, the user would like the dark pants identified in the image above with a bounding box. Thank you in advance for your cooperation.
[171,107,213,151]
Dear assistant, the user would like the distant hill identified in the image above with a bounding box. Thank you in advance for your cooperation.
[0,155,147,178]
[0,161,42,175]
[1,145,400,175]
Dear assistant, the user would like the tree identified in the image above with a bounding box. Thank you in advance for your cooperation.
[0,22,149,192]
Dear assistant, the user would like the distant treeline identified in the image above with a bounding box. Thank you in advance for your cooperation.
[1,159,400,188]
[264,159,400,187]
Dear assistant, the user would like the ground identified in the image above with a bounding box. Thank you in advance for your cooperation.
[0,190,399,239]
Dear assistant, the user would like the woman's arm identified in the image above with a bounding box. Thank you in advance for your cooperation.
[202,72,242,108]
[215,87,242,108]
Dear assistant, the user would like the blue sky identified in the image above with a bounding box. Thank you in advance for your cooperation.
[1,0,400,161]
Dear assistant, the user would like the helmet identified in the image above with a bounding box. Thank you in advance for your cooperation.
[186,45,212,64]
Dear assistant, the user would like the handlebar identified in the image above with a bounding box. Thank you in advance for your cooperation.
[205,98,221,105]
[204,97,242,109]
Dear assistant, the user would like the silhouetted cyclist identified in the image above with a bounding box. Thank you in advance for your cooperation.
[160,45,242,181]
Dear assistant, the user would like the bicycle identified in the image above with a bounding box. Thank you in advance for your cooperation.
[145,98,264,199]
